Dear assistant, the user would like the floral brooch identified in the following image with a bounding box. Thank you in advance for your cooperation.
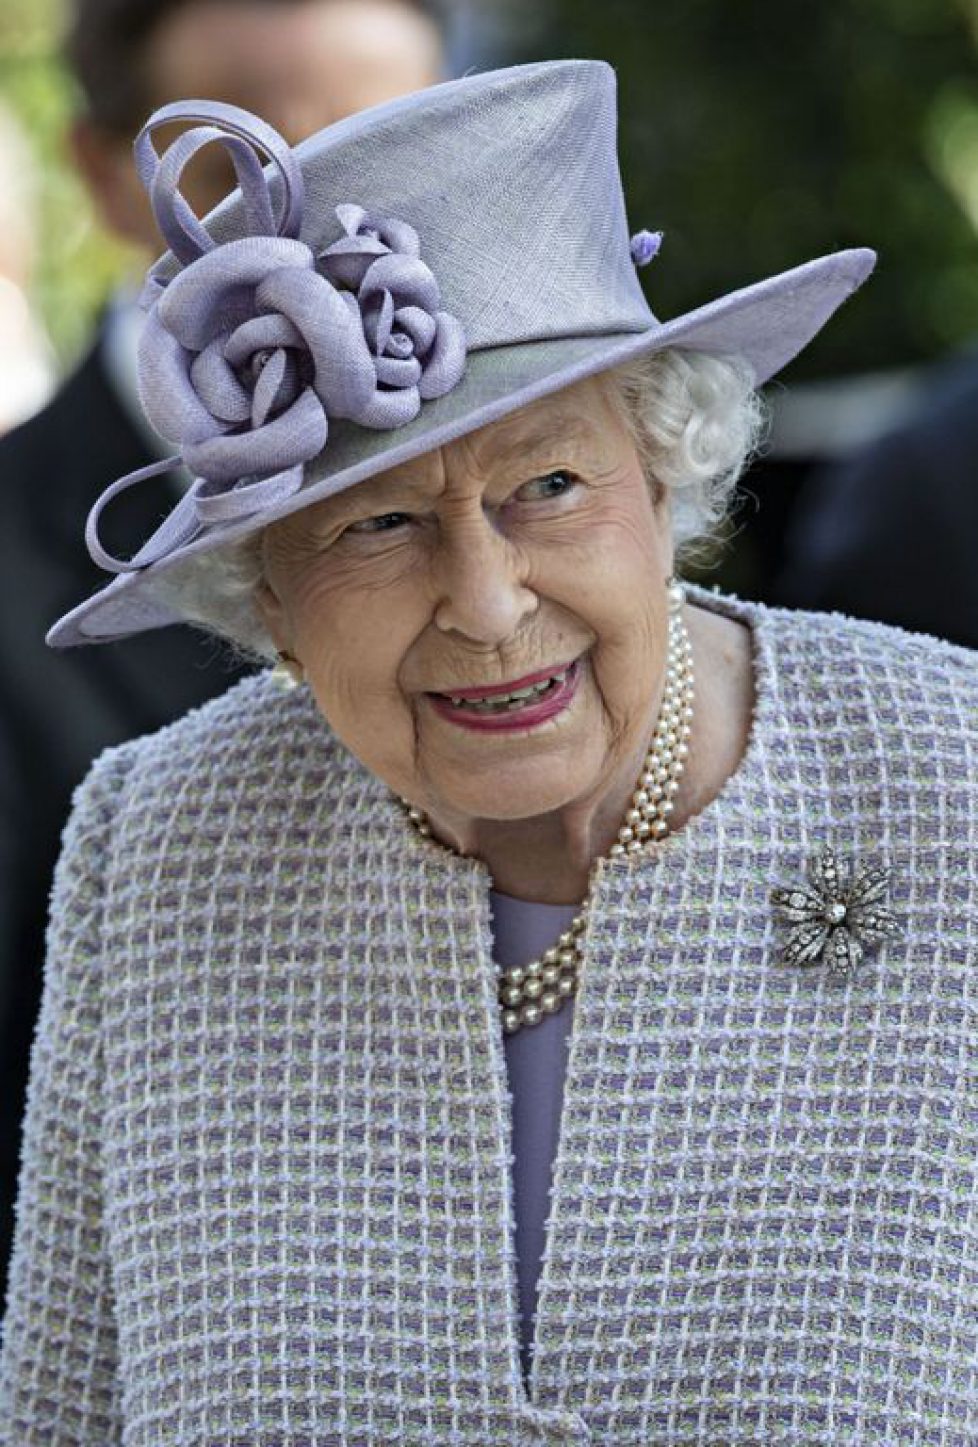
[773,846,901,975]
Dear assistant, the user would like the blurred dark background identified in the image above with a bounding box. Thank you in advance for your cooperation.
[504,0,978,376]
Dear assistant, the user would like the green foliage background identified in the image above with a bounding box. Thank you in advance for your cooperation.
[520,0,978,377]
[3,0,978,376]
[0,0,135,368]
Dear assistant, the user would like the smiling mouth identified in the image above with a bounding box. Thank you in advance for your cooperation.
[429,659,580,715]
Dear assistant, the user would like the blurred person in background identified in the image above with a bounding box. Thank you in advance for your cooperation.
[0,104,55,434]
[0,0,445,1286]
[771,344,978,649]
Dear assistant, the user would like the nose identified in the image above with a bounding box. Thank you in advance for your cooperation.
[432,512,537,645]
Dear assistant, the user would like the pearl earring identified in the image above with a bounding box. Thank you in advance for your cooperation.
[271,650,305,689]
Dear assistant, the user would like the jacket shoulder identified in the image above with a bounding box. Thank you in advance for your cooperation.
[92,671,371,821]
[760,601,978,745]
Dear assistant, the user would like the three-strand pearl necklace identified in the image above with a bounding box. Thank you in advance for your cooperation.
[404,581,694,1034]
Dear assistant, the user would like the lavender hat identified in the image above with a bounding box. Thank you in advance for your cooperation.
[49,59,875,647]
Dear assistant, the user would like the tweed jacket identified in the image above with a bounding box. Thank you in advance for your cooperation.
[1,594,977,1446]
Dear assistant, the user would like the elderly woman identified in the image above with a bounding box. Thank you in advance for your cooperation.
[1,62,976,1447]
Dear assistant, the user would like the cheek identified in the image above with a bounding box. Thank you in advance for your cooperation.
[282,562,430,787]
[538,490,671,722]
[284,552,408,672]
[533,486,669,631]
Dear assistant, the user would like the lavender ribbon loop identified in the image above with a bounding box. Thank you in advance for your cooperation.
[134,100,305,265]
[85,458,306,574]
[87,103,468,578]
[86,458,198,574]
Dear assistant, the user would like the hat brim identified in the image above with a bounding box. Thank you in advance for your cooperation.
[49,245,874,647]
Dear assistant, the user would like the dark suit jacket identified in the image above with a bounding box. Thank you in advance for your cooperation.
[773,347,978,649]
[0,334,249,1280]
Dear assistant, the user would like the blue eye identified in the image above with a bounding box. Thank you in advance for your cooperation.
[347,512,411,534]
[516,469,578,501]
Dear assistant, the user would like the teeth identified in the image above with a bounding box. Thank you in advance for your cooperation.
[441,663,574,713]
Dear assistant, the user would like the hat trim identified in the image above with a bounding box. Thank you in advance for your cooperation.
[48,245,875,647]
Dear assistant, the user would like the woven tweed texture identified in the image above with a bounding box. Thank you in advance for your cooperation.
[2,593,977,1445]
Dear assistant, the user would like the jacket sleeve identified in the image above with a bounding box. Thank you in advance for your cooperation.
[0,751,128,1444]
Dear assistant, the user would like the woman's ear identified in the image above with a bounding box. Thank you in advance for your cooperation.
[254,577,293,658]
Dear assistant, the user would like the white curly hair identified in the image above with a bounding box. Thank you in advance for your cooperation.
[153,347,766,659]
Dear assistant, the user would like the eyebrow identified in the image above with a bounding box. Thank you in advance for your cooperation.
[470,411,603,469]
[317,409,604,523]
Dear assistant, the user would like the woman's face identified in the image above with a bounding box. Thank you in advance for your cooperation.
[259,374,675,834]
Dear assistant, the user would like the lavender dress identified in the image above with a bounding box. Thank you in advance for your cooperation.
[490,890,578,1387]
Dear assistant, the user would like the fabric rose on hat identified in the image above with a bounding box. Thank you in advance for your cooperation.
[87,101,469,579]
[138,235,383,483]
[319,204,466,428]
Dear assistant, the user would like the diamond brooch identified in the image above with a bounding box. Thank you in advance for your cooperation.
[773,846,901,975]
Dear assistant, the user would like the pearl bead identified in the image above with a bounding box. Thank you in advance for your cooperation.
[402,581,693,1035]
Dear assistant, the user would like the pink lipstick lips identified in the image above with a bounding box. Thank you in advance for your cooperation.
[427,659,582,733]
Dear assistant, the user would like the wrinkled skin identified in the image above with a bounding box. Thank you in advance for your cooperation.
[259,375,753,900]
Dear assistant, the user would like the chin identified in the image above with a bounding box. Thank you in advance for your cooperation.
[426,756,592,827]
